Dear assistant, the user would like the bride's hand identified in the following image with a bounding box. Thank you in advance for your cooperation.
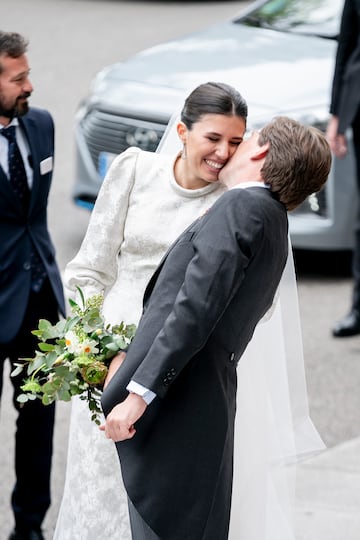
[104,351,127,389]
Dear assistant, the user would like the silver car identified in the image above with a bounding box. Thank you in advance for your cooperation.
[74,0,356,250]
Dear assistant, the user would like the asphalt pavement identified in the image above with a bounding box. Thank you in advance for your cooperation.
[294,436,360,540]
[1,357,360,540]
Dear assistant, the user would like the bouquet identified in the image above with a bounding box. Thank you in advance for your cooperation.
[12,287,136,424]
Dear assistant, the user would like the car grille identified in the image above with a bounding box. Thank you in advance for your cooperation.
[81,109,167,169]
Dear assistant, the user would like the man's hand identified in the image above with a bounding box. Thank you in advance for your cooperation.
[326,115,348,158]
[99,392,147,442]
[103,351,127,390]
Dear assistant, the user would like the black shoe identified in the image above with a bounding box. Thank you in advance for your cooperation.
[8,529,45,540]
[332,309,360,337]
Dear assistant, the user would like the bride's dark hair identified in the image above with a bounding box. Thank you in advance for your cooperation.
[181,82,248,129]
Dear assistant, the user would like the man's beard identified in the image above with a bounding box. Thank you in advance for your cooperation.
[0,92,31,119]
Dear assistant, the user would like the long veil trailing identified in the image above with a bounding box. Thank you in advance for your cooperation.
[158,113,325,540]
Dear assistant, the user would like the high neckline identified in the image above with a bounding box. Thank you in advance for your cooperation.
[169,153,222,199]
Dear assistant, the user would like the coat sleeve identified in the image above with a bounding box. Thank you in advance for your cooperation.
[330,0,358,116]
[124,191,265,399]
[63,147,141,304]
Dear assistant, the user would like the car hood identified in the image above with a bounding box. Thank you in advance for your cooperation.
[90,20,337,124]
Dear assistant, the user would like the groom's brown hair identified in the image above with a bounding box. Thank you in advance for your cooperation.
[259,116,332,211]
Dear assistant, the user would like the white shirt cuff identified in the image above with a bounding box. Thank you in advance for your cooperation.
[127,380,156,405]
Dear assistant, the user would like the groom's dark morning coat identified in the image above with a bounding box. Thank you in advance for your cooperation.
[102,186,289,540]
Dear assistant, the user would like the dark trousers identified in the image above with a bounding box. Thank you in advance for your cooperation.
[128,499,161,540]
[0,279,59,532]
[351,109,360,311]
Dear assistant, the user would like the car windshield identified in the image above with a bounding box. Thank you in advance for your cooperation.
[238,0,344,39]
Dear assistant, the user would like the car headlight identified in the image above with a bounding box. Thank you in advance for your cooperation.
[89,65,114,94]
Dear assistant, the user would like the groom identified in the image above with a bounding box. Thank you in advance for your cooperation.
[101,116,331,540]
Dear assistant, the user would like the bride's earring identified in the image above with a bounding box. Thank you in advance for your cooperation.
[181,143,187,159]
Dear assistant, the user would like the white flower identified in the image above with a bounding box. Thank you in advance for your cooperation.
[79,339,99,355]
[65,331,99,356]
[64,331,81,354]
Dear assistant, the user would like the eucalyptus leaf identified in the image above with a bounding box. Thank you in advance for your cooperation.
[34,319,59,340]
[11,364,25,377]
[17,393,30,403]
[42,394,54,406]
[42,381,57,394]
[63,316,81,333]
[104,342,120,352]
[58,388,72,401]
[38,342,55,352]
[27,357,47,375]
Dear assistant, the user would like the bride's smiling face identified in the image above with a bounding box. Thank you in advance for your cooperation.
[176,113,246,189]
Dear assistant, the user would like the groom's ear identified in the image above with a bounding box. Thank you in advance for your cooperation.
[251,142,269,162]
[177,121,187,143]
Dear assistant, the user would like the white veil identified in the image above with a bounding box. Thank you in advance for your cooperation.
[157,113,325,540]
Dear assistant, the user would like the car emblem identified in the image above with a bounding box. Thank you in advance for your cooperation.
[125,128,159,150]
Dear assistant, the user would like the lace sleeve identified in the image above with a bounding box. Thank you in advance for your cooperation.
[64,147,141,302]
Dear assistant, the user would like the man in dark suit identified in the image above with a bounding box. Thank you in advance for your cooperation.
[326,0,360,336]
[101,117,331,540]
[0,31,65,540]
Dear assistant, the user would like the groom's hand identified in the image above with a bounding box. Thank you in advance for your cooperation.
[100,392,147,442]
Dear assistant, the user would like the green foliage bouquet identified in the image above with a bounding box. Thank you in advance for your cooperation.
[12,288,136,424]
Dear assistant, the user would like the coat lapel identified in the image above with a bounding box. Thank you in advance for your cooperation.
[143,219,200,306]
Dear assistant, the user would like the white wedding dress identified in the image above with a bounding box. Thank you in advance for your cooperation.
[54,119,324,540]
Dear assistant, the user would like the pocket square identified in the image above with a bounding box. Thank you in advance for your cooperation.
[40,156,53,175]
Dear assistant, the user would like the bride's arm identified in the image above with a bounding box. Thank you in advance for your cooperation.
[104,351,127,389]
[64,147,141,303]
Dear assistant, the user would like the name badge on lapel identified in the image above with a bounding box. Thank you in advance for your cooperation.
[40,156,53,175]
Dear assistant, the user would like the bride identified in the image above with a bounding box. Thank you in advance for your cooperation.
[54,82,324,540]
[54,81,246,540]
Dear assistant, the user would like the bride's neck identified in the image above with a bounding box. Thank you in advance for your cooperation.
[174,154,210,190]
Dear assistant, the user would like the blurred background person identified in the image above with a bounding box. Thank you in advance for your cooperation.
[0,31,65,540]
[326,0,360,337]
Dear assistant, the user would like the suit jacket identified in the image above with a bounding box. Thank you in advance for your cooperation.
[0,107,65,343]
[102,187,288,540]
[330,0,360,133]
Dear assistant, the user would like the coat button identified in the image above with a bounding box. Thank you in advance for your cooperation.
[23,261,31,271]
[229,352,235,363]
[170,368,176,376]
